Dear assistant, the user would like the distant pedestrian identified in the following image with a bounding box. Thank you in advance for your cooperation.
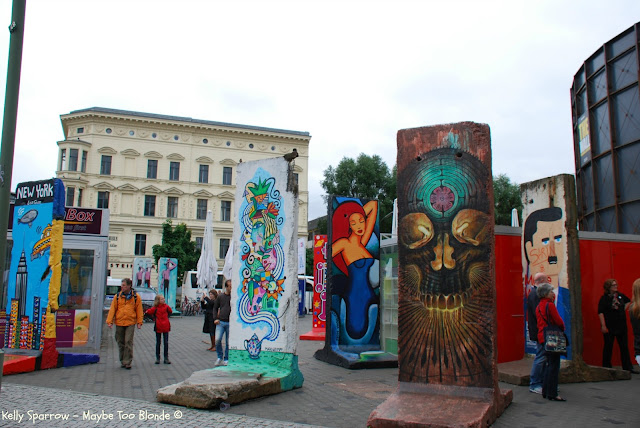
[628,278,640,369]
[536,283,566,401]
[527,272,548,394]
[145,294,172,364]
[213,280,232,366]
[106,278,143,369]
[598,278,637,373]
[201,289,218,351]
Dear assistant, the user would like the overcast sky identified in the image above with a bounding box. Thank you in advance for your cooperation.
[0,0,638,220]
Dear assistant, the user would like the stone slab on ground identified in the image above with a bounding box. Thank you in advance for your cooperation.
[59,352,100,368]
[2,354,37,375]
[157,368,288,409]
[368,388,513,428]
[314,347,398,369]
[498,358,631,386]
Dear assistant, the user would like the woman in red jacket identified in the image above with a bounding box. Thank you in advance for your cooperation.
[536,283,566,402]
[145,295,172,364]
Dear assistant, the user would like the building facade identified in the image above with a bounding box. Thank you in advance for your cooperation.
[571,22,640,234]
[56,107,311,280]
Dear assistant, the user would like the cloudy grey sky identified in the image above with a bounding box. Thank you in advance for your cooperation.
[0,0,638,219]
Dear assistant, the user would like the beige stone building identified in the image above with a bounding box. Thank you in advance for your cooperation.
[55,107,311,280]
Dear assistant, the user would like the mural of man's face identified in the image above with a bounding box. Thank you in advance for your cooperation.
[525,219,565,277]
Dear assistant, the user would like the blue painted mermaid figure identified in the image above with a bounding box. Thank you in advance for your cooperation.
[331,199,379,345]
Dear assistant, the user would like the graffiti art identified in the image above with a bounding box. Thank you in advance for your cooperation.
[397,133,494,387]
[329,197,380,349]
[237,172,286,358]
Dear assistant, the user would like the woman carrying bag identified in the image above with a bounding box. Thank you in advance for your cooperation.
[536,283,567,402]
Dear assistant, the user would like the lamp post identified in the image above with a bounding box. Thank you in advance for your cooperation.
[0,0,26,310]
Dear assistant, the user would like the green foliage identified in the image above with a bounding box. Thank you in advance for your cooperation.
[493,174,523,226]
[316,217,328,235]
[321,154,397,233]
[306,247,314,276]
[152,220,200,281]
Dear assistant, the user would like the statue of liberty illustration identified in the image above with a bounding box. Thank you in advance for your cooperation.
[238,173,286,359]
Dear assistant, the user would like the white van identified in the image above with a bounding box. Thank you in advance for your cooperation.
[103,277,123,311]
[179,270,225,303]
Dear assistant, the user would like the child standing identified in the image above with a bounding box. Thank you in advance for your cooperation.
[145,295,172,364]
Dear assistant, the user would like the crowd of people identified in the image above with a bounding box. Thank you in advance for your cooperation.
[528,274,640,402]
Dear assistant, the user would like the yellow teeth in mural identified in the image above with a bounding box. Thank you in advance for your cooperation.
[420,291,471,312]
[31,223,53,261]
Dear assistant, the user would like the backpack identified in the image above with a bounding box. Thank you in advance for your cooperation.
[115,289,138,307]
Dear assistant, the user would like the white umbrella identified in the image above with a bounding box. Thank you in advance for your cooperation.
[511,208,520,227]
[222,239,234,281]
[197,210,218,290]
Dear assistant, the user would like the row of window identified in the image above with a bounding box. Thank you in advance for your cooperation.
[60,149,235,185]
[92,191,231,221]
[134,234,230,258]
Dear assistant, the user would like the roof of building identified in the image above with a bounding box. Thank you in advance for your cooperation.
[64,107,311,137]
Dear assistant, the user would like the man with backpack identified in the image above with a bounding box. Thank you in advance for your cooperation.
[106,278,143,369]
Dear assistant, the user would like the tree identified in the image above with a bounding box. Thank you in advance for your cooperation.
[152,220,200,282]
[493,174,523,226]
[321,153,396,233]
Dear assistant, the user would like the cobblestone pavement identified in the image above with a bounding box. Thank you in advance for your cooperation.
[2,314,639,427]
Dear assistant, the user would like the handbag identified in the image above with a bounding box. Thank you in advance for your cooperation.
[543,303,567,355]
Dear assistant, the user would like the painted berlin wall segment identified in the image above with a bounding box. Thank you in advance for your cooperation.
[521,175,575,359]
[396,123,497,387]
[133,257,154,288]
[229,157,300,359]
[313,235,327,331]
[314,195,398,368]
[158,257,178,311]
[3,179,65,352]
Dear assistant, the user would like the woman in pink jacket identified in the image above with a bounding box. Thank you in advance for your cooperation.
[536,283,566,402]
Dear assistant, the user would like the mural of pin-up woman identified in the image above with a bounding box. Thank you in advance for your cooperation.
[331,198,380,347]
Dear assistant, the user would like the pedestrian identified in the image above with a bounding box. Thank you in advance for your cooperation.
[145,294,172,364]
[598,278,638,373]
[106,278,143,369]
[536,283,566,401]
[627,278,640,369]
[201,289,218,351]
[527,272,548,394]
[213,280,232,366]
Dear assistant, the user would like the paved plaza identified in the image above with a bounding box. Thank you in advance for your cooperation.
[1,314,639,427]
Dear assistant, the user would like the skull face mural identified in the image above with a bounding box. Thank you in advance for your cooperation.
[398,146,494,387]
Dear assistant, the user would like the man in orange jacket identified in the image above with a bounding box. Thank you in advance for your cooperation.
[106,278,143,369]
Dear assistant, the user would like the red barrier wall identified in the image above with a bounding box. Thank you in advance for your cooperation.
[495,231,525,363]
[495,229,640,366]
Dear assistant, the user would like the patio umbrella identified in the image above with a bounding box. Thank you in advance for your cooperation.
[197,210,218,290]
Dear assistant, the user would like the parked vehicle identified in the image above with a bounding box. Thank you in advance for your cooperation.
[178,270,224,303]
[103,277,123,311]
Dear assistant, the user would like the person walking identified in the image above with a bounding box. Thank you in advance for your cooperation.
[145,294,173,364]
[627,278,640,369]
[527,272,547,394]
[201,289,218,351]
[536,283,567,401]
[213,280,232,366]
[106,278,143,369]
[598,279,638,373]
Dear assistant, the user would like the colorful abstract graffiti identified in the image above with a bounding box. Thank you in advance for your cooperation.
[397,128,495,387]
[329,197,381,351]
[4,179,65,353]
[236,171,286,358]
[158,257,178,311]
[313,235,327,330]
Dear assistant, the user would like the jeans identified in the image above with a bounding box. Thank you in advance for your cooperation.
[602,331,633,370]
[215,321,230,361]
[115,325,135,365]
[530,342,546,389]
[155,332,169,359]
[542,352,561,399]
